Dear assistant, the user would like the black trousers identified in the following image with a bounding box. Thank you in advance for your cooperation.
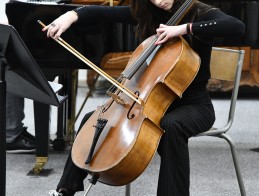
[57,84,215,196]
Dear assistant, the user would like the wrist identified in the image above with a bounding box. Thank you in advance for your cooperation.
[67,10,78,22]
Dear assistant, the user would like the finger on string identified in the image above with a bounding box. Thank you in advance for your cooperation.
[156,34,168,45]
[157,28,166,33]
[155,35,164,45]
[159,23,166,28]
[161,32,167,40]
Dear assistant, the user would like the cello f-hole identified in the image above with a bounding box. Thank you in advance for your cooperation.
[102,99,114,113]
[127,91,140,120]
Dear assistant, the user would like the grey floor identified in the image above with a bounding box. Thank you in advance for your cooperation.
[5,74,259,196]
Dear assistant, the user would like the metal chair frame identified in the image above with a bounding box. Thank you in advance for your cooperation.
[195,47,246,195]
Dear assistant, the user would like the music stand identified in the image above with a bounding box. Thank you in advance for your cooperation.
[0,24,66,195]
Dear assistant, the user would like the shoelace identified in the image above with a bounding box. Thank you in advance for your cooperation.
[49,190,63,196]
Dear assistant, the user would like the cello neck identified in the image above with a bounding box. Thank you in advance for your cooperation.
[122,0,196,79]
[166,0,196,26]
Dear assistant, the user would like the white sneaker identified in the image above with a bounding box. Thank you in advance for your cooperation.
[49,190,63,196]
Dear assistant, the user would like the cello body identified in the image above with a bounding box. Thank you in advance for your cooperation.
[71,36,200,186]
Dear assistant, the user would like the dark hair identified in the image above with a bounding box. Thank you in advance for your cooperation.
[131,0,213,39]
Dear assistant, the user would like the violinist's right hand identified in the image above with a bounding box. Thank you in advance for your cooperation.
[42,11,78,39]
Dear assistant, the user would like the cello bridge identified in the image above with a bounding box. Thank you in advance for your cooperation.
[106,92,127,106]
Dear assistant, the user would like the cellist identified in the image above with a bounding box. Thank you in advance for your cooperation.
[45,0,245,195]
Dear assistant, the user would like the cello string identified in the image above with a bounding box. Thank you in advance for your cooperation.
[166,0,194,25]
[106,75,123,94]
[122,38,160,79]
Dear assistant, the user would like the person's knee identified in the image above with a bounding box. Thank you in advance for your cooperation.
[161,116,189,142]
[161,116,182,133]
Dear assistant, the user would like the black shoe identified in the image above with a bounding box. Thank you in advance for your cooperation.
[21,127,35,143]
[6,134,36,153]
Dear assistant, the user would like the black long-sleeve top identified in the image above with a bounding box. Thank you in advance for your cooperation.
[74,4,245,86]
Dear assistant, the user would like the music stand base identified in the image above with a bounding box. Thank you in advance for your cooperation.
[30,156,49,175]
[27,168,53,177]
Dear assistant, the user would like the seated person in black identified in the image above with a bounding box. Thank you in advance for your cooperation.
[44,0,245,195]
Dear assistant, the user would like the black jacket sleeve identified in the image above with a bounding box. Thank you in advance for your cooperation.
[192,8,245,38]
[74,5,136,24]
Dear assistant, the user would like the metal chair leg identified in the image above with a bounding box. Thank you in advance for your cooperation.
[125,184,131,196]
[83,183,94,196]
[219,133,246,196]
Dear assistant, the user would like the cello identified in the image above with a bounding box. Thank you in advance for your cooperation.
[40,0,200,187]
[71,0,200,186]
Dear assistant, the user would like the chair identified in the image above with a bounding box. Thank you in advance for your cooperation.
[86,52,133,88]
[124,47,246,196]
[195,47,246,195]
